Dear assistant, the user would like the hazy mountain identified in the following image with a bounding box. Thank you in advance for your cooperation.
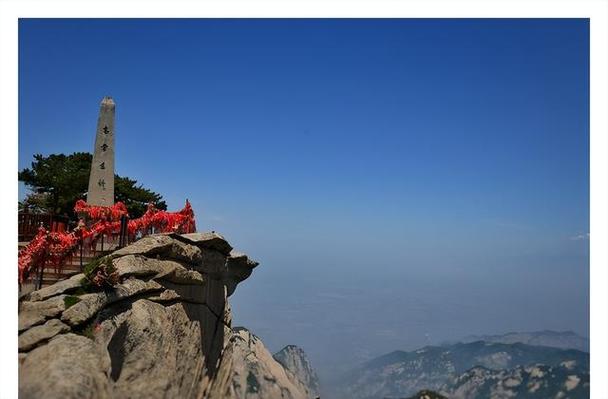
[332,341,589,399]
[456,330,589,352]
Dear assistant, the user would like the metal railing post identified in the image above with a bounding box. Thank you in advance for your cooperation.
[80,235,84,271]
[37,262,44,290]
[118,215,126,248]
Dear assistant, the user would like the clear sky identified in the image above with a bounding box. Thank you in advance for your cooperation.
[19,19,589,382]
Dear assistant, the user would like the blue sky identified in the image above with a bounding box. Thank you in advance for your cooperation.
[19,19,589,381]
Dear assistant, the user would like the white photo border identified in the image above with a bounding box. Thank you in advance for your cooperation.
[1,1,605,398]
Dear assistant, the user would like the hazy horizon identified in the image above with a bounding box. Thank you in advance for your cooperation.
[19,18,589,384]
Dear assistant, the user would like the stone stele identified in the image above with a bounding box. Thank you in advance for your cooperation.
[86,96,115,206]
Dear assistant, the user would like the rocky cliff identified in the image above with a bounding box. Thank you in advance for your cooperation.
[18,232,314,399]
[207,328,317,399]
[273,345,321,397]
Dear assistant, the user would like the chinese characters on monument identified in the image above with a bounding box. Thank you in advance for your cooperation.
[86,97,115,206]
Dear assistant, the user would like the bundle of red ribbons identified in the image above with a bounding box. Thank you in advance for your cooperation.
[18,200,196,284]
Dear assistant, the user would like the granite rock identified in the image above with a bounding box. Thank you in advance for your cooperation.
[18,232,316,399]
[18,319,70,352]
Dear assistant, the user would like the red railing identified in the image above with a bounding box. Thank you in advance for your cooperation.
[18,213,70,242]
[20,217,164,291]
[18,201,196,291]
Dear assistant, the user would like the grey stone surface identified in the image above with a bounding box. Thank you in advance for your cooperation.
[19,334,112,399]
[274,345,321,397]
[61,278,163,327]
[146,289,182,303]
[223,301,232,326]
[60,292,109,327]
[189,248,257,297]
[208,328,311,399]
[224,251,259,296]
[28,273,85,302]
[114,255,205,285]
[108,300,210,398]
[87,96,115,206]
[112,277,164,300]
[165,266,206,285]
[113,234,202,264]
[19,295,68,331]
[155,280,206,304]
[198,247,229,275]
[173,231,233,255]
[19,319,70,352]
[203,279,227,317]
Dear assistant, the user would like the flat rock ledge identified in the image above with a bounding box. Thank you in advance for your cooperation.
[18,232,259,399]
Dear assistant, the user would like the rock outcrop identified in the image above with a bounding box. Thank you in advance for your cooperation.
[18,232,313,399]
[207,328,315,399]
[274,345,321,397]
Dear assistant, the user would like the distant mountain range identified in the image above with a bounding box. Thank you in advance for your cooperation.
[331,332,589,399]
[455,330,589,353]
[444,363,588,399]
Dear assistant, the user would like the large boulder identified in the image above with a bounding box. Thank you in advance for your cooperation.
[19,294,68,331]
[18,319,70,352]
[20,333,113,399]
[112,234,203,264]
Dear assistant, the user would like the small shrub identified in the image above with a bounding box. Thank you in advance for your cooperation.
[82,256,120,290]
[63,295,81,309]
[79,322,96,340]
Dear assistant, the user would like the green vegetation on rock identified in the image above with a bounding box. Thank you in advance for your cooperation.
[81,256,120,290]
[63,295,81,309]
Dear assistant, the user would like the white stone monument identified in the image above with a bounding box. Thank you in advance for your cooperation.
[87,96,115,206]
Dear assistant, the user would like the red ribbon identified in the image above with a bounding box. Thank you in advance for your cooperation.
[18,200,196,284]
[74,199,128,221]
